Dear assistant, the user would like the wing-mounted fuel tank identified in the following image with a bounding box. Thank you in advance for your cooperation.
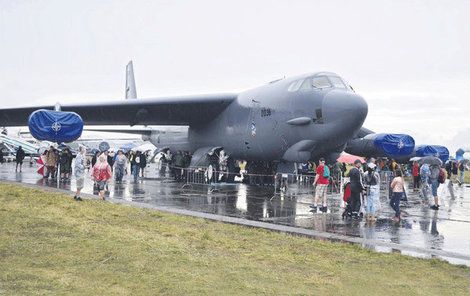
[345,133,415,159]
[28,109,83,143]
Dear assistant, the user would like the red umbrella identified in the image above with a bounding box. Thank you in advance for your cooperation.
[36,157,45,175]
[336,153,365,164]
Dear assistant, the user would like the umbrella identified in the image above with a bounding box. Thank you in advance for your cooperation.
[336,153,365,164]
[36,156,45,175]
[132,143,157,152]
[120,142,137,152]
[409,156,421,162]
[418,156,443,166]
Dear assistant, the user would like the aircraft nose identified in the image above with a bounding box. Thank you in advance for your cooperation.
[322,90,368,129]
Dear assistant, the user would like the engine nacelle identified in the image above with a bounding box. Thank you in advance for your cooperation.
[28,109,83,143]
[345,133,415,158]
[415,145,449,162]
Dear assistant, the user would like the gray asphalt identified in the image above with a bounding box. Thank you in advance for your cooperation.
[1,161,470,266]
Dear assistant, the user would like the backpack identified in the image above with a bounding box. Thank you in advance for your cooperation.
[366,172,377,186]
[323,165,330,178]
[94,165,110,181]
[438,168,446,184]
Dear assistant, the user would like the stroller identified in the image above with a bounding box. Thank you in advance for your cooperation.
[341,181,352,219]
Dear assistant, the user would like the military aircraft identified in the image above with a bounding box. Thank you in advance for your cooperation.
[0,61,373,174]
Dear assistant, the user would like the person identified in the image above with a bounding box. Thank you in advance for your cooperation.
[412,161,420,192]
[114,150,127,183]
[458,160,465,186]
[347,159,364,219]
[445,160,452,180]
[364,163,380,222]
[0,149,4,164]
[15,146,25,172]
[129,150,140,182]
[451,160,459,180]
[390,170,404,222]
[91,151,99,168]
[429,163,441,210]
[59,147,73,181]
[44,146,58,179]
[73,146,87,201]
[310,158,330,213]
[332,161,342,193]
[106,151,115,172]
[139,151,147,178]
[159,151,168,177]
[92,154,112,200]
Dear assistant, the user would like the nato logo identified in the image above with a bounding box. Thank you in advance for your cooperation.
[397,139,405,150]
[51,121,62,133]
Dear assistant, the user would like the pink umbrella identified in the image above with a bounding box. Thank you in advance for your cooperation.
[336,153,365,164]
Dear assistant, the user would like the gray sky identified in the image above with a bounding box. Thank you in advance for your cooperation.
[1,0,469,153]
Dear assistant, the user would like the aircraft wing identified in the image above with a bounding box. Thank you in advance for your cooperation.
[355,126,375,138]
[0,93,237,127]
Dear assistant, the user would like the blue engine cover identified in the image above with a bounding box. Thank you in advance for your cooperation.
[456,148,465,161]
[28,109,84,143]
[372,134,415,157]
[415,145,449,162]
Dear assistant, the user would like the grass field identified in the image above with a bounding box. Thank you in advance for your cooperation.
[1,183,470,295]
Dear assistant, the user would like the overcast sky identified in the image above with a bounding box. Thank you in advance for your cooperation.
[1,0,469,152]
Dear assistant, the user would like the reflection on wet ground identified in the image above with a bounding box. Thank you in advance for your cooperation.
[2,162,470,265]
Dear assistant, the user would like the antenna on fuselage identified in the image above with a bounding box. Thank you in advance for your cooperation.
[125,61,137,99]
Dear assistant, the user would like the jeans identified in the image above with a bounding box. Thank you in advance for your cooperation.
[131,164,139,181]
[431,180,439,197]
[460,171,465,184]
[366,186,379,215]
[390,192,402,218]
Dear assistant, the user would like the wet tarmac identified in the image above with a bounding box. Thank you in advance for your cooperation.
[2,162,470,266]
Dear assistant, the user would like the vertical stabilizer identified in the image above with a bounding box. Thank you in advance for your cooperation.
[125,61,137,99]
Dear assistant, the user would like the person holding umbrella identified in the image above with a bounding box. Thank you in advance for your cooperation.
[418,156,443,210]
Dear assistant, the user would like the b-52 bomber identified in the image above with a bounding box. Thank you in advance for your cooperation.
[0,62,414,175]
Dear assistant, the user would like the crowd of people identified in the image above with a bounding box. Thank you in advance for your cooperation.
[3,143,468,215]
[309,156,467,223]
[33,145,151,200]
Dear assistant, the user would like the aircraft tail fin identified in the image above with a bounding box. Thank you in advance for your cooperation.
[125,61,137,99]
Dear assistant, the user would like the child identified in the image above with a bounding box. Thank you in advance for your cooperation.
[92,154,112,200]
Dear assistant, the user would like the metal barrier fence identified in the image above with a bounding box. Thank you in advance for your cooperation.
[157,162,395,197]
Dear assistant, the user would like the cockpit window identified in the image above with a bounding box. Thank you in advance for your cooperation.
[287,79,304,92]
[328,76,347,88]
[311,76,332,89]
[287,74,352,92]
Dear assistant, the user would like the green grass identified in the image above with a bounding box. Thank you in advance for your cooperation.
[0,183,469,295]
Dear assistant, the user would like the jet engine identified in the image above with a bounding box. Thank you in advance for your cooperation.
[28,109,83,143]
[415,145,449,162]
[345,133,415,158]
